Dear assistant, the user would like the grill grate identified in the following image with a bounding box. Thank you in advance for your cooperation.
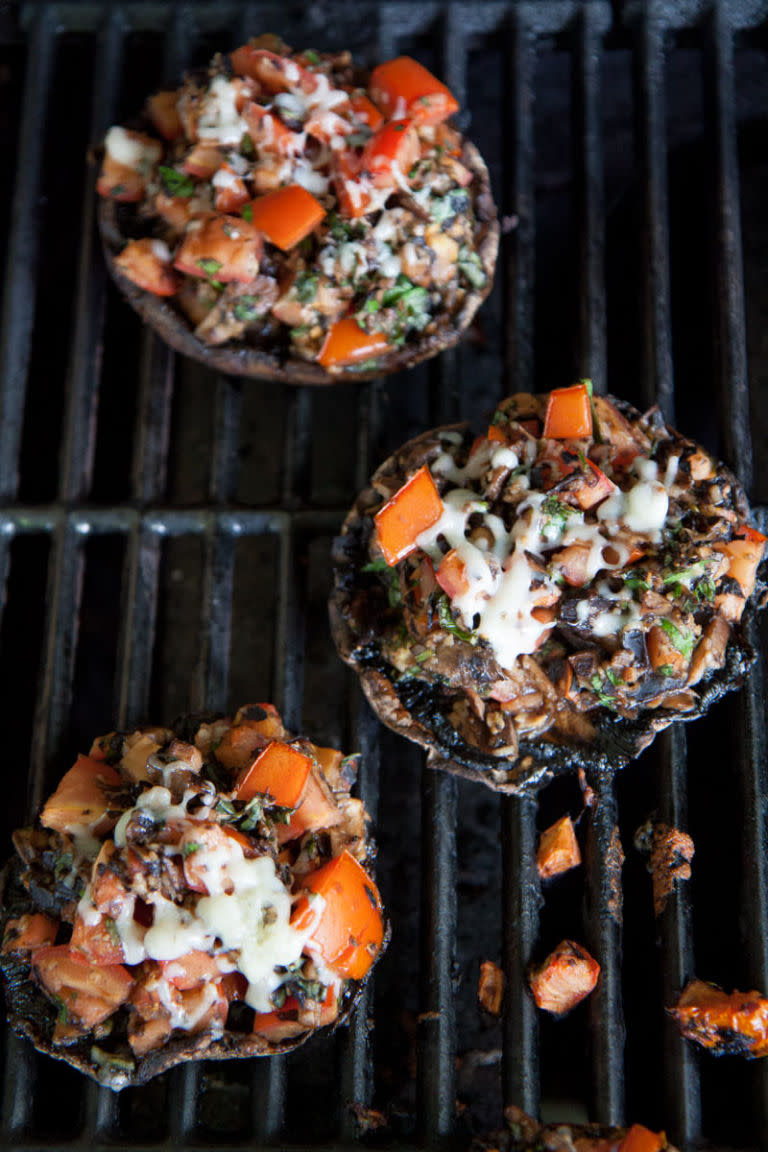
[0,2,767,1149]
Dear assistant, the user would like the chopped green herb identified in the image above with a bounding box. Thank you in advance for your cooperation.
[659,618,696,660]
[241,204,253,223]
[393,122,405,132]
[295,272,319,303]
[237,796,264,832]
[105,917,121,946]
[542,494,575,533]
[290,324,309,339]
[53,852,74,880]
[414,649,432,664]
[364,297,380,313]
[361,559,391,573]
[110,184,126,198]
[430,188,470,226]
[605,668,622,687]
[380,274,431,334]
[196,257,223,278]
[158,166,195,197]
[303,49,321,64]
[182,841,200,857]
[590,673,617,710]
[233,296,260,322]
[658,664,675,677]
[53,995,69,1025]
[241,133,255,157]
[437,594,477,644]
[623,571,650,593]
[457,245,487,289]
[347,128,372,148]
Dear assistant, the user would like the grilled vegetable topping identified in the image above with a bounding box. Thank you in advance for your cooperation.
[528,939,600,1016]
[0,705,383,1086]
[536,815,581,881]
[335,388,766,774]
[97,40,496,372]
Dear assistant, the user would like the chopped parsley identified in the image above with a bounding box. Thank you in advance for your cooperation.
[303,49,321,64]
[182,841,201,857]
[295,272,319,303]
[197,257,222,278]
[379,275,431,340]
[233,296,260,322]
[437,594,477,644]
[361,559,391,573]
[659,618,696,660]
[658,664,675,677]
[241,132,255,157]
[590,673,617,709]
[430,188,470,226]
[53,995,69,1025]
[241,204,253,223]
[457,245,487,289]
[542,494,575,533]
[158,166,196,197]
[414,649,432,664]
[623,571,649,594]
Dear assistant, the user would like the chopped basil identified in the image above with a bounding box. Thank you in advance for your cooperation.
[158,165,195,197]
[241,204,253,223]
[295,272,319,303]
[182,841,200,857]
[542,494,574,533]
[303,49,321,64]
[623,571,649,593]
[233,296,260,322]
[53,851,73,880]
[605,668,622,687]
[430,188,470,226]
[328,212,364,243]
[414,649,432,664]
[361,559,391,573]
[437,594,477,644]
[53,995,69,1025]
[380,274,431,335]
[659,618,696,660]
[241,132,255,157]
[237,796,264,831]
[658,664,675,678]
[364,297,380,313]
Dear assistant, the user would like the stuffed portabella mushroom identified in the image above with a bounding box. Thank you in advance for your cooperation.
[0,704,385,1088]
[96,37,498,384]
[331,385,767,792]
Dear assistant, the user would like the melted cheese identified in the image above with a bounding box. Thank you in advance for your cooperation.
[197,76,248,146]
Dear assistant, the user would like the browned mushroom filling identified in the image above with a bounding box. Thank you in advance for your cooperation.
[96,36,493,370]
[363,388,765,757]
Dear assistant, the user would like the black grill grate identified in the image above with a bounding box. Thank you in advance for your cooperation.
[0,2,767,1149]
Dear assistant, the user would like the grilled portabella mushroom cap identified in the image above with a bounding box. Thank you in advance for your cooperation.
[96,38,498,384]
[331,387,767,792]
[0,704,385,1089]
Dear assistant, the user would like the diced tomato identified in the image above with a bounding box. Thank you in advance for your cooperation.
[317,316,390,370]
[291,850,384,980]
[349,91,384,131]
[252,996,310,1041]
[40,754,121,836]
[215,726,268,773]
[528,940,600,1015]
[235,740,312,807]
[70,913,125,966]
[174,214,263,285]
[97,154,146,201]
[436,549,470,599]
[714,536,764,597]
[647,624,688,678]
[369,56,459,126]
[182,143,224,179]
[570,459,615,510]
[550,541,592,588]
[618,1125,666,1152]
[536,815,581,881]
[374,465,443,566]
[214,163,250,214]
[231,46,307,92]
[146,90,183,140]
[277,760,343,844]
[159,951,222,990]
[361,120,419,188]
[115,238,178,298]
[332,150,372,219]
[486,424,507,445]
[180,823,236,895]
[2,912,58,954]
[671,979,768,1058]
[543,384,593,440]
[611,447,642,472]
[243,102,304,157]
[33,946,134,1028]
[735,523,767,546]
[90,843,131,916]
[154,192,197,231]
[305,109,353,144]
[246,184,326,251]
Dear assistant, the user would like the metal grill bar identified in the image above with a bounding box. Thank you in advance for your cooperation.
[706,2,752,492]
[59,6,124,503]
[501,797,540,1116]
[0,7,55,502]
[574,4,609,395]
[656,726,701,1146]
[634,9,675,419]
[418,770,457,1146]
[583,782,625,1123]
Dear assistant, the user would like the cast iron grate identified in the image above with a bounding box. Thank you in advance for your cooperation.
[0,1,767,1149]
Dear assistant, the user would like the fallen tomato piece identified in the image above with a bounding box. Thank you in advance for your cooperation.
[670,979,768,1058]
[528,940,600,1016]
[536,815,581,881]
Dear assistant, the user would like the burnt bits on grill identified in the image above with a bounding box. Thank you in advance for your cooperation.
[330,386,767,792]
[0,705,385,1089]
[472,1107,674,1152]
[96,38,498,385]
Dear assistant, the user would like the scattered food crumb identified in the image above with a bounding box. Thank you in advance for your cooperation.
[470,1105,673,1150]
[670,979,768,1058]
[347,1102,387,1134]
[536,814,581,880]
[634,818,695,916]
[478,960,505,1016]
[528,940,600,1016]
